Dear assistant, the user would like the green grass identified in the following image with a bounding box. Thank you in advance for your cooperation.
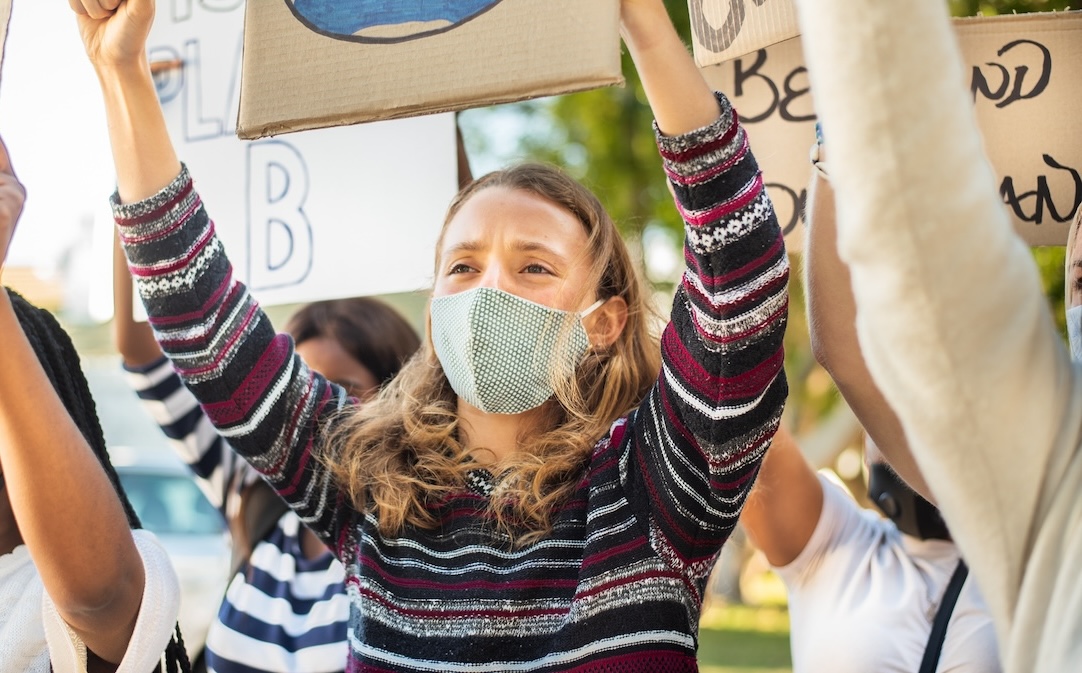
[697,604,792,673]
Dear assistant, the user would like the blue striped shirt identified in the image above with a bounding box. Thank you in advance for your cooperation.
[126,357,349,673]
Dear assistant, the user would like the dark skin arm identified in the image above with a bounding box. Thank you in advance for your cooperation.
[112,229,163,367]
[0,137,144,669]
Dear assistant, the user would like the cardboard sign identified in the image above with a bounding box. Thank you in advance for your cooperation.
[688,0,799,67]
[148,1,459,307]
[237,0,624,139]
[701,10,1082,249]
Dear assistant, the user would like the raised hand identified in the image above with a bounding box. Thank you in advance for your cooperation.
[69,0,155,69]
[0,137,27,275]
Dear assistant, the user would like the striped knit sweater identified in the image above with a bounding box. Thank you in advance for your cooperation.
[113,92,789,672]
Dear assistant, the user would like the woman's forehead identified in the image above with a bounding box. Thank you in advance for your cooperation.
[439,187,588,255]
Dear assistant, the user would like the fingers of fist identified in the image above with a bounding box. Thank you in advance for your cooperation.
[70,0,123,20]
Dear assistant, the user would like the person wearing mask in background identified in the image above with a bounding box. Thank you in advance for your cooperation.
[0,135,187,672]
[77,0,789,668]
[792,0,1082,669]
[114,236,420,673]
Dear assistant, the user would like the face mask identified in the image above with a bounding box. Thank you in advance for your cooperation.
[430,287,604,415]
[1067,305,1082,362]
[867,463,951,541]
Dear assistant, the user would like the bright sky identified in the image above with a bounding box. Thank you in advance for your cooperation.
[1,1,116,271]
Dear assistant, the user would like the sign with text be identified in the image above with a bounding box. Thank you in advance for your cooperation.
[701,10,1082,248]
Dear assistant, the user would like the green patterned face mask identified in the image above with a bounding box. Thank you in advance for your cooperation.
[430,287,604,415]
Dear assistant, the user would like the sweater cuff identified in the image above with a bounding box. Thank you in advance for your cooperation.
[110,164,192,222]
[654,91,737,179]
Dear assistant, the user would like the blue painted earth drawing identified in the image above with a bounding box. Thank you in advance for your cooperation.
[286,0,506,43]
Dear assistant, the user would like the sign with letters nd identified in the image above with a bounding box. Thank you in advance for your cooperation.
[147,0,459,309]
[237,0,624,138]
[701,10,1082,249]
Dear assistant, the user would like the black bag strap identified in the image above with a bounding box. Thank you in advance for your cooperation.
[228,479,291,579]
[918,560,969,673]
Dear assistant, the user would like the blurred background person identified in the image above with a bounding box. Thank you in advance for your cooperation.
[114,235,420,673]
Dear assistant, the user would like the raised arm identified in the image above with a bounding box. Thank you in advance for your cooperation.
[804,161,932,501]
[75,0,353,549]
[619,0,789,571]
[740,425,822,567]
[113,230,249,515]
[793,0,1074,630]
[112,230,161,367]
[0,138,147,665]
[620,0,721,136]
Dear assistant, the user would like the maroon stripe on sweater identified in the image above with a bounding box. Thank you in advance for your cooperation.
[148,268,236,329]
[201,334,292,425]
[120,198,202,246]
[128,222,216,278]
[663,134,748,187]
[562,651,698,673]
[663,329,784,402]
[676,174,763,228]
[686,299,788,349]
[684,232,784,289]
[580,537,647,570]
[632,421,704,554]
[657,107,739,163]
[274,379,325,498]
[574,568,680,602]
[169,302,260,379]
[115,178,195,227]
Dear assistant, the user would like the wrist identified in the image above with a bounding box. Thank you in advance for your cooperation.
[94,55,153,91]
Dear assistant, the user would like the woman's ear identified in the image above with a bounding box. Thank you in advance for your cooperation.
[585,296,628,348]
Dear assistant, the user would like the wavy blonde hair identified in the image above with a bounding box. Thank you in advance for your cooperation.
[326,164,662,544]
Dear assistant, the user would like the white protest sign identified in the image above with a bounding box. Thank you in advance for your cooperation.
[702,11,1082,249]
[688,0,799,67]
[148,0,459,307]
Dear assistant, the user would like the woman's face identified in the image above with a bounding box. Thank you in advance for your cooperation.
[433,186,596,312]
[296,336,380,400]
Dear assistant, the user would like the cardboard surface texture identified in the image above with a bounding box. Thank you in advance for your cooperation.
[689,0,799,66]
[238,0,624,139]
[701,10,1082,249]
[148,1,459,309]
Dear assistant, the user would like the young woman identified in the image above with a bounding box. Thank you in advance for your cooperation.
[114,243,421,673]
[77,0,789,669]
[0,137,185,672]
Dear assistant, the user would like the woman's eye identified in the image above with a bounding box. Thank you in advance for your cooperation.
[523,263,550,274]
[448,263,474,275]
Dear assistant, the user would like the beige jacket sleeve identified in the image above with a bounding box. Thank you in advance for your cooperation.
[792,0,1082,640]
